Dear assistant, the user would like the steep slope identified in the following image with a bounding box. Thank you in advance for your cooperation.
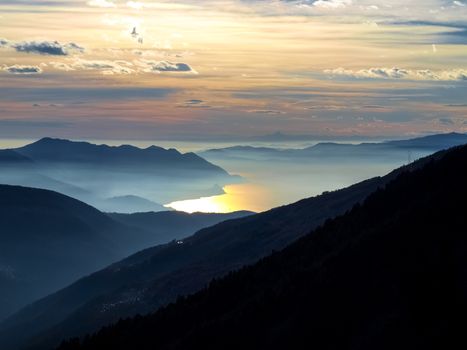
[0,186,248,325]
[0,151,435,350]
[57,144,467,350]
[109,210,254,242]
[0,150,32,164]
[0,185,131,321]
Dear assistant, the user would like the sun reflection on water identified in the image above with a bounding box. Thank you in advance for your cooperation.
[165,183,272,213]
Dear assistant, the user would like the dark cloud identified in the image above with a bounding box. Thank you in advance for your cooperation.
[185,99,204,105]
[12,40,84,56]
[3,65,42,74]
[143,61,196,73]
[178,99,211,108]
[388,20,467,44]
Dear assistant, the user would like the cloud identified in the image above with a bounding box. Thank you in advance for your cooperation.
[87,0,116,8]
[312,0,352,9]
[50,59,135,74]
[178,99,211,108]
[247,109,285,115]
[141,60,197,74]
[185,99,204,105]
[438,117,455,125]
[48,58,197,75]
[324,67,467,81]
[12,40,84,56]
[2,65,42,74]
[0,38,9,47]
[73,59,135,74]
[50,61,75,71]
[127,1,144,10]
[135,60,197,74]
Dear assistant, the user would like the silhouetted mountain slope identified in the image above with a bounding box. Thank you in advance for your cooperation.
[0,186,247,326]
[57,144,467,350]
[0,150,32,163]
[387,132,467,149]
[0,185,131,321]
[109,210,254,241]
[1,151,443,350]
[16,138,227,174]
[100,195,168,214]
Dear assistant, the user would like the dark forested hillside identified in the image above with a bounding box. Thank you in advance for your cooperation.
[58,144,467,350]
[0,185,130,321]
[108,210,254,241]
[0,159,389,350]
[2,174,386,350]
[0,185,249,325]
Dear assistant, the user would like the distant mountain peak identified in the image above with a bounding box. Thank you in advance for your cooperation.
[12,138,230,175]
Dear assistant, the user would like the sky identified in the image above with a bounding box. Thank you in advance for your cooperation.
[1,0,467,141]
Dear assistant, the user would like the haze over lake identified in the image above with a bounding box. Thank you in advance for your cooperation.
[0,137,441,213]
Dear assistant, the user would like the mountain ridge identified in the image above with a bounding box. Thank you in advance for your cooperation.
[1,144,453,350]
[0,184,252,325]
[56,143,467,350]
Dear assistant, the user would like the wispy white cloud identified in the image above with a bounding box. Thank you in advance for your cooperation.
[126,1,144,10]
[87,0,116,8]
[324,67,467,81]
[49,58,197,75]
[312,0,352,9]
[64,59,135,74]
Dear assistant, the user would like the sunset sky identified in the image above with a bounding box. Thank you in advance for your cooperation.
[1,0,467,140]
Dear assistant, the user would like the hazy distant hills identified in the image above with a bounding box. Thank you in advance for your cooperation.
[57,143,467,350]
[1,146,450,350]
[0,185,251,325]
[200,132,467,162]
[109,210,254,239]
[99,195,167,214]
[0,138,238,212]
[0,150,32,163]
[16,138,226,173]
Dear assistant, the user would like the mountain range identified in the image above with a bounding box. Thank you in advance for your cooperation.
[0,185,250,323]
[0,138,238,212]
[200,132,467,162]
[56,143,467,350]
[0,141,449,350]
